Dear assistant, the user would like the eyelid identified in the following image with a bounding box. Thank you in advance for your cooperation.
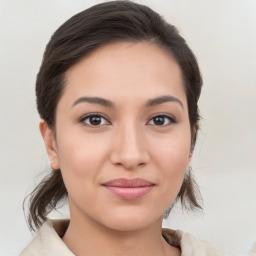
[78,112,176,127]
[146,113,176,126]
[79,112,111,127]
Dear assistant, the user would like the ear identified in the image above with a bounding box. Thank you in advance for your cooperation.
[189,123,199,159]
[39,119,60,170]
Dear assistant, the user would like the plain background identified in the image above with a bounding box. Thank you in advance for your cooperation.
[0,0,255,255]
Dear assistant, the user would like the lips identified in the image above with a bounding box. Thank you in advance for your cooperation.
[102,178,155,200]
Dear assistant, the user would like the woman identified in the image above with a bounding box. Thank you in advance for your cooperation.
[21,1,226,255]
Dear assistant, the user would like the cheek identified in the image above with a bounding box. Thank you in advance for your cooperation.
[150,130,191,190]
[158,145,189,185]
[148,138,190,213]
[55,134,109,208]
[56,131,110,187]
[153,132,191,170]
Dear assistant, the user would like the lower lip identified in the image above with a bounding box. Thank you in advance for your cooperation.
[104,186,154,200]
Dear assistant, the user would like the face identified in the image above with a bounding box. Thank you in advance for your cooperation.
[42,42,192,232]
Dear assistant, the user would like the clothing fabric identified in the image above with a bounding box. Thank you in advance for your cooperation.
[20,219,227,256]
[249,241,256,256]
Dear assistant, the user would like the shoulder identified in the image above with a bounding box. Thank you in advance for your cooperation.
[162,228,228,256]
[19,219,73,256]
[20,220,227,256]
[249,241,256,256]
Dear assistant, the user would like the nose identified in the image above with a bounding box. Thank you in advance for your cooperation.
[110,123,149,170]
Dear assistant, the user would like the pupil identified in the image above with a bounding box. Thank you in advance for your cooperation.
[154,116,164,125]
[90,116,101,125]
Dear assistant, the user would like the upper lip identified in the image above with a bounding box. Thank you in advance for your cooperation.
[102,178,155,187]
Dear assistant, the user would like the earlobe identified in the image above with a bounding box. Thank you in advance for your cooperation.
[186,151,192,168]
[39,119,60,170]
[189,123,198,158]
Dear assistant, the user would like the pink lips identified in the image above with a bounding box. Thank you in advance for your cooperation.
[102,178,155,200]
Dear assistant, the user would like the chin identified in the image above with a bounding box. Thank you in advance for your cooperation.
[98,207,163,232]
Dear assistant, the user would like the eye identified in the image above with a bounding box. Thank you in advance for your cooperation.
[147,115,176,126]
[80,114,110,127]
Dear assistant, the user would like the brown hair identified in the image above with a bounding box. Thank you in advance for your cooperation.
[25,1,203,231]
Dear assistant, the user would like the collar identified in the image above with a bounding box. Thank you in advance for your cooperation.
[20,219,227,256]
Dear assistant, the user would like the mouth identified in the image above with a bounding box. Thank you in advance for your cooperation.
[102,178,155,200]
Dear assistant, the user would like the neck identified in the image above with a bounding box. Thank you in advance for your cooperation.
[62,212,179,256]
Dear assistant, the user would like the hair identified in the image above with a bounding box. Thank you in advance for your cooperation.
[25,0,203,231]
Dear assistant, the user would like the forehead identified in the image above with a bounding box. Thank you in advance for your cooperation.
[61,41,186,107]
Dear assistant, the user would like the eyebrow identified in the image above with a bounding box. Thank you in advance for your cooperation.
[72,95,183,109]
[72,96,114,108]
[146,95,183,108]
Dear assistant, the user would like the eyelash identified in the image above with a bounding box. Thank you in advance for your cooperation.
[80,113,110,127]
[79,113,176,127]
[147,114,176,127]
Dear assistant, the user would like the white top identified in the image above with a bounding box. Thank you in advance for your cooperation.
[250,242,256,256]
[20,219,227,256]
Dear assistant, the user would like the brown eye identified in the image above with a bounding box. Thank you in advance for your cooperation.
[148,115,175,126]
[89,116,102,125]
[153,116,165,125]
[82,114,109,126]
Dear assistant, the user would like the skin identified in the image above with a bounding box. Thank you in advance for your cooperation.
[40,41,193,256]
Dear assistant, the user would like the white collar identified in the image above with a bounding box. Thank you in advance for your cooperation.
[20,219,227,256]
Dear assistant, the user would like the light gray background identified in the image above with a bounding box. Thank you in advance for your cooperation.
[0,0,255,255]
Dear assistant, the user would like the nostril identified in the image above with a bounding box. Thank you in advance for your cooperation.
[116,161,146,170]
